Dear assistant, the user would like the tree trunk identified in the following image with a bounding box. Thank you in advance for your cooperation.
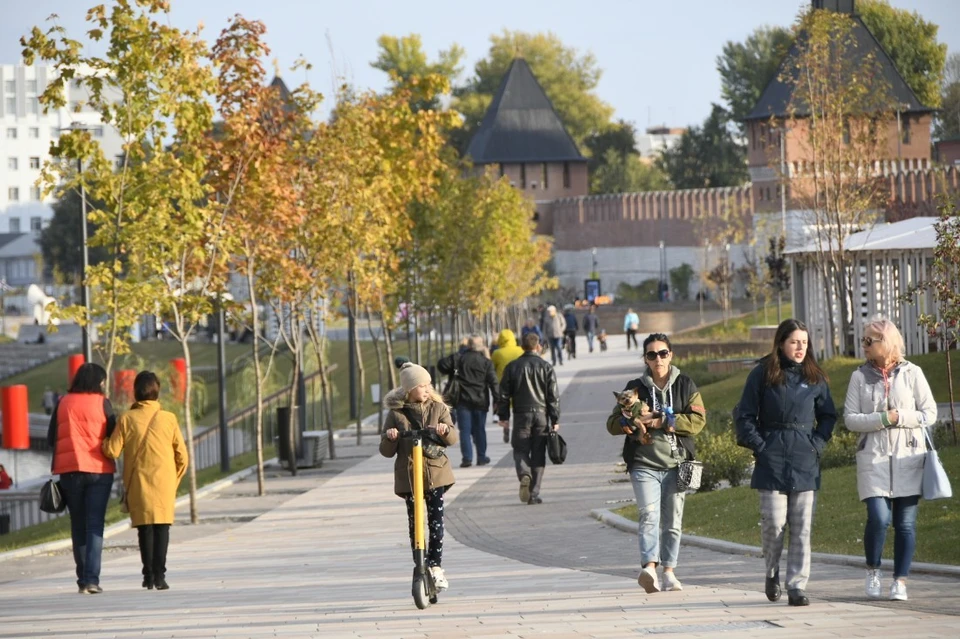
[365,304,385,434]
[352,288,365,445]
[179,337,199,525]
[245,261,266,496]
[946,342,957,444]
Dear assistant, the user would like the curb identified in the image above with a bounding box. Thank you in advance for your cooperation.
[0,458,274,564]
[590,508,960,578]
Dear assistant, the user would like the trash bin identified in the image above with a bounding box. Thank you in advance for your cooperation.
[0,513,10,536]
[277,406,301,468]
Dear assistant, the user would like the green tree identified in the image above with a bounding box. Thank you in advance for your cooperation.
[656,104,748,189]
[717,25,793,129]
[371,34,464,111]
[38,188,108,285]
[584,120,639,173]
[591,149,671,194]
[452,30,614,153]
[859,0,946,108]
[935,52,960,140]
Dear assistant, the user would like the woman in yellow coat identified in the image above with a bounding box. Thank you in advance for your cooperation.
[103,371,188,591]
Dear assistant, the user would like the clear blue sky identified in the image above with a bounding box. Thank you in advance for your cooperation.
[4,0,958,129]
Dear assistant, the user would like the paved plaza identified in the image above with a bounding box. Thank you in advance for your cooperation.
[1,336,958,638]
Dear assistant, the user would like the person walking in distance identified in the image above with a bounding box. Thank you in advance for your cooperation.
[498,333,560,505]
[543,305,567,366]
[562,304,579,359]
[102,371,188,591]
[623,308,640,350]
[583,305,600,353]
[735,319,837,607]
[451,335,500,468]
[844,319,938,602]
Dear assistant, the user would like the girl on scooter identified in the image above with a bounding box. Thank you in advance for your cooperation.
[380,362,459,591]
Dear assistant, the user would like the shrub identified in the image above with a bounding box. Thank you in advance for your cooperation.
[695,429,753,492]
[821,426,858,469]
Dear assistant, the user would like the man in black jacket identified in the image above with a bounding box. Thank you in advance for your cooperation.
[446,335,500,468]
[498,333,560,504]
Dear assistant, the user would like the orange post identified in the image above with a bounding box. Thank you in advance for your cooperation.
[1,385,30,450]
[113,369,137,407]
[67,354,85,388]
[170,358,187,403]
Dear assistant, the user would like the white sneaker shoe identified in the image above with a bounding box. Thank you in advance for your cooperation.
[661,571,683,591]
[865,569,881,599]
[429,566,448,591]
[889,579,907,601]
[638,566,660,593]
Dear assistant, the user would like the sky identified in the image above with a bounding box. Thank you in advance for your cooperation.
[3,0,959,130]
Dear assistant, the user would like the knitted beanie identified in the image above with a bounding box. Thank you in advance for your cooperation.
[399,362,431,393]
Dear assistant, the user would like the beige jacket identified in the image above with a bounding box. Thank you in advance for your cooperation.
[844,360,938,500]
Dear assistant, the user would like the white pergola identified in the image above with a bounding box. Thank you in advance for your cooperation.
[786,217,940,359]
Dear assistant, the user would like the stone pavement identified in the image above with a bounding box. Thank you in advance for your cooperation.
[1,335,958,638]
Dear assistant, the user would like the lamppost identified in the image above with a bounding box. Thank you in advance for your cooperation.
[591,247,597,276]
[658,240,667,302]
[778,127,790,322]
[63,122,94,364]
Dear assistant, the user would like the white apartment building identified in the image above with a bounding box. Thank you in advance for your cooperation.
[636,126,685,161]
[0,63,124,237]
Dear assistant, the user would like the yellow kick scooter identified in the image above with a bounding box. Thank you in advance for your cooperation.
[400,429,439,609]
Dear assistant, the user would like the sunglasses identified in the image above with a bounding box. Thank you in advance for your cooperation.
[645,349,671,361]
[861,336,884,347]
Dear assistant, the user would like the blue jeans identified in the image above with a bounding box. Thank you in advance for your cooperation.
[630,466,685,568]
[60,472,114,587]
[548,337,563,365]
[586,331,596,352]
[455,406,488,463]
[864,495,919,579]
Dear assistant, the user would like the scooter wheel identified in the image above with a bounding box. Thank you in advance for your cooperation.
[412,574,428,610]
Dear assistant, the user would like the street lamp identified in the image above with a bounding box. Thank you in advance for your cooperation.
[591,247,597,275]
[62,122,94,365]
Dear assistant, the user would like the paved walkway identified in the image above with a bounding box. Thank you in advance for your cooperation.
[1,336,958,638]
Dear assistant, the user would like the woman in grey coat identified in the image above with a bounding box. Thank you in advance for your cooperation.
[844,319,938,603]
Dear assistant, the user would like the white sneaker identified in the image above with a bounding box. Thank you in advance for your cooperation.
[865,569,881,599]
[430,566,448,591]
[638,566,660,593]
[889,580,907,601]
[661,571,683,591]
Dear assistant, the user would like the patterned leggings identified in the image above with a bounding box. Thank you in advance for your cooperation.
[405,486,446,567]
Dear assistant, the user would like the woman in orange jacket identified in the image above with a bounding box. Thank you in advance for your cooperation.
[46,363,117,594]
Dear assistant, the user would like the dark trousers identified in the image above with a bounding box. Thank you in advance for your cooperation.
[137,524,171,583]
[548,337,563,365]
[405,487,446,567]
[60,472,114,588]
[626,329,639,350]
[511,412,549,498]
[564,330,577,357]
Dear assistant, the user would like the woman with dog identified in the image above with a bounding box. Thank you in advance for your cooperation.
[606,333,706,593]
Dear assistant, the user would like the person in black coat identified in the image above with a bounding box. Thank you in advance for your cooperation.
[735,318,837,608]
[498,332,560,505]
[562,305,579,359]
[445,335,500,468]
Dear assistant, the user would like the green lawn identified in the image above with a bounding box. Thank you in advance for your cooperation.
[679,303,793,342]
[0,445,275,553]
[614,446,960,566]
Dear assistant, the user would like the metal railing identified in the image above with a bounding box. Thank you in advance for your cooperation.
[0,365,336,537]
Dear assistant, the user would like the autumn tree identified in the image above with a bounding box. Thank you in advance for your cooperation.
[371,34,464,112]
[936,52,960,140]
[779,7,895,355]
[717,25,794,130]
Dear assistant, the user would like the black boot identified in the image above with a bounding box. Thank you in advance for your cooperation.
[765,571,781,602]
[787,589,809,606]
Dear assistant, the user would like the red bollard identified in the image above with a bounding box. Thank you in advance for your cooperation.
[1,385,30,450]
[113,369,136,407]
[170,358,187,403]
[67,354,85,388]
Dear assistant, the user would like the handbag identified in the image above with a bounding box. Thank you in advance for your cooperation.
[922,428,952,500]
[669,433,703,492]
[547,430,567,465]
[120,408,162,513]
[39,478,67,514]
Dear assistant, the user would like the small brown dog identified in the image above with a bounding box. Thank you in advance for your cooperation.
[613,389,659,445]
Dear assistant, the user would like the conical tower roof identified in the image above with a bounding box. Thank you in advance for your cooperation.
[466,58,585,164]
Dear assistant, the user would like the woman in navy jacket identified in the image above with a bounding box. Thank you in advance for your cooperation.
[735,319,837,608]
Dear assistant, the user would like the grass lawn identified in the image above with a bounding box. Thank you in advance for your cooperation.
[697,351,957,416]
[0,445,275,553]
[614,446,960,566]
[679,303,793,342]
